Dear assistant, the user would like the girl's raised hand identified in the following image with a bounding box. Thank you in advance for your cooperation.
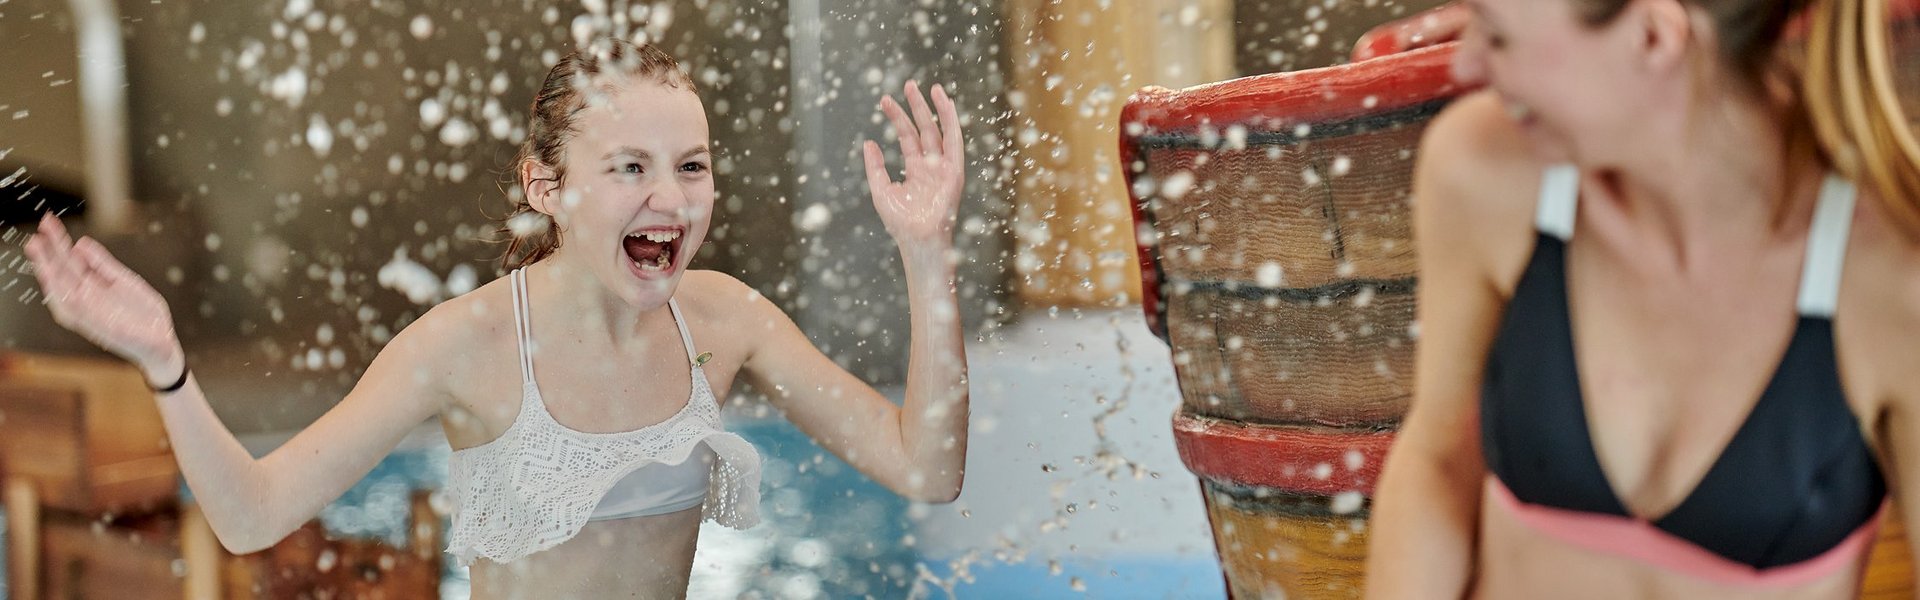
[23,214,183,385]
[862,80,965,251]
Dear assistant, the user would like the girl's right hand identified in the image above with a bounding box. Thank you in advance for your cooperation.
[23,214,184,386]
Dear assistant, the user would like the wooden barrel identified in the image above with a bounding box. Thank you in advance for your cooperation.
[1121,12,1920,595]
[1122,43,1457,599]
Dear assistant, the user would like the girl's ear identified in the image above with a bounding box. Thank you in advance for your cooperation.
[521,160,562,216]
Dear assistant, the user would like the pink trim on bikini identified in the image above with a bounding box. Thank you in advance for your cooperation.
[1485,476,1884,588]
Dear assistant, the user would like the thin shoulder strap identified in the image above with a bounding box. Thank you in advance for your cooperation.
[1795,175,1858,318]
[1536,164,1581,241]
[511,269,535,383]
[665,298,699,363]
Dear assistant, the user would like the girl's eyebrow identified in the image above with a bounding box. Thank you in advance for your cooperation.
[601,146,711,160]
[601,146,651,161]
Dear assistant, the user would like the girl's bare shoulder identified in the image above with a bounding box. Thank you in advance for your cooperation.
[672,270,785,346]
[386,275,521,384]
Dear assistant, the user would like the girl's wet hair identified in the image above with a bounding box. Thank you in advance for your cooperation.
[1574,0,1919,239]
[497,39,699,270]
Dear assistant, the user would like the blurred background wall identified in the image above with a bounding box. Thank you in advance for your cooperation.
[0,0,1444,433]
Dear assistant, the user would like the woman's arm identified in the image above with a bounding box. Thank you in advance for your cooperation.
[1363,97,1520,599]
[736,80,968,503]
[25,216,450,553]
[1878,371,1920,596]
[1855,206,1920,586]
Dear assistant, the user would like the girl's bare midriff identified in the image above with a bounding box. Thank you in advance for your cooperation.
[468,507,703,600]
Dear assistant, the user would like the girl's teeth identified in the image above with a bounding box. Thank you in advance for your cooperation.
[633,255,672,272]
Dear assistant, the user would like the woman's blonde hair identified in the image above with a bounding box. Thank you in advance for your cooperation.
[1573,0,1919,240]
[1803,0,1919,239]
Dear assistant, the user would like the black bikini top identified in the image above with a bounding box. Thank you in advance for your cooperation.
[1480,166,1885,570]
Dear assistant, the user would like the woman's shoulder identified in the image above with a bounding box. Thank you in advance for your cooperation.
[1848,187,1920,310]
[1845,192,1920,388]
[1414,90,1556,291]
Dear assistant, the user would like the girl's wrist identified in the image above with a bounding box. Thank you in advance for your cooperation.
[141,343,188,391]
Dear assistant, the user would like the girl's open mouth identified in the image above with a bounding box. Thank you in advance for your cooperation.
[623,227,682,275]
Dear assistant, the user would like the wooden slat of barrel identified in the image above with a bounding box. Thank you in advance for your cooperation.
[1176,411,1382,598]
[1166,287,1414,426]
[1206,483,1368,600]
[1143,121,1424,288]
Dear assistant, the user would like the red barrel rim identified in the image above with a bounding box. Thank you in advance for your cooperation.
[1172,409,1396,497]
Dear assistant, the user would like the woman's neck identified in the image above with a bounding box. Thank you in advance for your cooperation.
[1596,84,1822,266]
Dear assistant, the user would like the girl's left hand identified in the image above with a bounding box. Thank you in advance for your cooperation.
[863,80,965,250]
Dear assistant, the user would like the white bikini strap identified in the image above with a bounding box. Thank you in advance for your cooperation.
[665,298,699,364]
[1795,175,1857,318]
[511,269,535,382]
[1536,164,1581,241]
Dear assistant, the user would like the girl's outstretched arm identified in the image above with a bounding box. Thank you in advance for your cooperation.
[25,215,452,553]
[737,79,968,503]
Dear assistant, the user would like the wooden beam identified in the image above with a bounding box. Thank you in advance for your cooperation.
[1003,0,1233,308]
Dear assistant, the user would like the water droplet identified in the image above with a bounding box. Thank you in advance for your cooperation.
[439,118,476,147]
[419,98,446,127]
[1160,171,1196,200]
[304,115,333,157]
[795,204,832,232]
[1255,262,1284,287]
[1331,491,1365,515]
[409,15,434,40]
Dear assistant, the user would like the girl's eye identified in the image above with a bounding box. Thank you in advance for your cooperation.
[681,162,708,174]
[621,163,643,174]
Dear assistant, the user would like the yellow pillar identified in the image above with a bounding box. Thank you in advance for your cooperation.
[1004,0,1234,308]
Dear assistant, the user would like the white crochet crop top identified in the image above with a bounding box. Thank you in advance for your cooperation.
[443,269,762,565]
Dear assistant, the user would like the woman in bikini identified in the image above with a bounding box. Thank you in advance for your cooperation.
[1366,0,1919,598]
[24,39,970,598]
